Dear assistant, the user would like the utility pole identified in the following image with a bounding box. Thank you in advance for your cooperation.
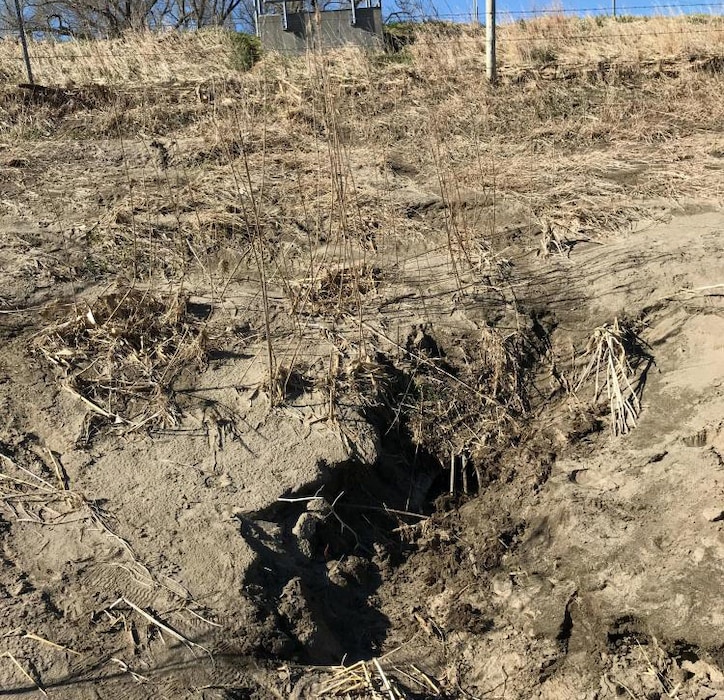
[472,0,479,25]
[13,0,33,84]
[486,0,496,84]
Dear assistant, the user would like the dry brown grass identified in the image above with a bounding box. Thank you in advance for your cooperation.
[0,14,720,87]
[35,287,208,426]
[0,28,241,85]
[2,14,722,443]
[410,14,724,73]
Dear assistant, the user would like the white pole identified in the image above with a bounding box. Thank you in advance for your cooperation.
[486,0,496,84]
[473,0,479,25]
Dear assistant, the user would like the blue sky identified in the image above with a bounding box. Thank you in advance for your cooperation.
[386,0,724,23]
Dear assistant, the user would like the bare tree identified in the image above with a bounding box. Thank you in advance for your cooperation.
[172,0,253,27]
[385,0,437,22]
[0,0,256,37]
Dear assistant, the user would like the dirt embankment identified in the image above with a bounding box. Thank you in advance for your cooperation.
[1,18,724,698]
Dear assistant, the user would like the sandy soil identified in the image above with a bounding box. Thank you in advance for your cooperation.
[1,50,724,698]
[372,210,724,699]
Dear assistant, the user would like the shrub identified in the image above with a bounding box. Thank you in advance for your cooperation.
[230,32,262,71]
[384,22,418,52]
[527,44,558,66]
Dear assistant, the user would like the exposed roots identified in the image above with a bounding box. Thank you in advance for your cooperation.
[400,325,535,463]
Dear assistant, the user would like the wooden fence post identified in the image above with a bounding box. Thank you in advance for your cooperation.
[13,0,34,84]
[486,0,496,84]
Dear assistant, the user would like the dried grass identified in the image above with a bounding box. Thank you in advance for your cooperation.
[319,659,409,698]
[288,264,381,315]
[402,325,533,462]
[35,286,208,426]
[1,15,717,448]
[0,28,241,85]
[410,15,724,75]
[576,317,651,435]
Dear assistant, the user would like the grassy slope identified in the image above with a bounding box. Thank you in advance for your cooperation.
[0,15,723,449]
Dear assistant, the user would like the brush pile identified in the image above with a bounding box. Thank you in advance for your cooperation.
[35,287,208,426]
[402,325,533,463]
[319,658,418,698]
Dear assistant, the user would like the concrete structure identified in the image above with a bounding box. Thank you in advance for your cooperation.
[256,6,383,54]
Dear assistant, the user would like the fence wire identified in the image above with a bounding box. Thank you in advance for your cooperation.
[0,4,722,85]
[428,0,723,16]
[0,24,722,61]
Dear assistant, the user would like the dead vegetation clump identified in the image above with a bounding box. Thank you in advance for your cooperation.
[576,317,651,435]
[35,286,208,426]
[12,82,117,111]
[288,264,381,315]
[402,325,534,466]
[319,658,427,698]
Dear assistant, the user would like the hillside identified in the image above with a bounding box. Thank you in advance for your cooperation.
[1,15,724,698]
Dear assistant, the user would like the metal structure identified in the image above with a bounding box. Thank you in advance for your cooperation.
[486,0,496,83]
[256,0,383,53]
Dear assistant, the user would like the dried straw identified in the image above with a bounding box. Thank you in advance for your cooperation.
[576,317,650,435]
[35,286,208,427]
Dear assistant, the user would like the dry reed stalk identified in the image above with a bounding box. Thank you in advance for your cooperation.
[23,633,81,656]
[319,659,408,698]
[0,651,47,697]
[108,597,210,655]
[212,99,283,403]
[372,657,398,700]
[109,657,150,683]
[576,317,649,435]
[319,660,370,694]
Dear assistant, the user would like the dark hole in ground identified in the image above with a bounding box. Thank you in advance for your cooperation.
[672,641,702,665]
[186,300,213,321]
[233,314,554,665]
[236,404,445,665]
[607,615,651,649]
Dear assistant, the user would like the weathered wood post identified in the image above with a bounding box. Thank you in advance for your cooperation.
[13,0,34,84]
[486,0,496,84]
